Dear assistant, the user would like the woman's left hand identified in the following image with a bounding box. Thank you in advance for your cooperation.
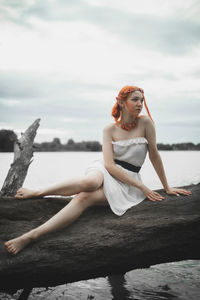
[165,187,192,196]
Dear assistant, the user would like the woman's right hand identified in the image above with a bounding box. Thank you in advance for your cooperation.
[140,185,165,202]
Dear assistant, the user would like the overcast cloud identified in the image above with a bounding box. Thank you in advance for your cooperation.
[0,0,200,144]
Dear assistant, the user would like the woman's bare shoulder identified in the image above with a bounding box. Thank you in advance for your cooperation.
[139,115,154,126]
[103,123,116,133]
[103,123,116,141]
[139,115,150,122]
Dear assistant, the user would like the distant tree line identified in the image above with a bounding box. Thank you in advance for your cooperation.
[0,130,17,152]
[34,138,102,152]
[0,129,200,152]
[0,130,102,152]
[157,143,200,151]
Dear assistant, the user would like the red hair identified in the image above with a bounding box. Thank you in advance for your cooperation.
[111,85,154,123]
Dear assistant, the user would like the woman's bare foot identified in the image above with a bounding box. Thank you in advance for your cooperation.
[15,188,41,199]
[4,232,36,255]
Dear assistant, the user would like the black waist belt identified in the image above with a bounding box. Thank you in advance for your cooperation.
[114,159,141,173]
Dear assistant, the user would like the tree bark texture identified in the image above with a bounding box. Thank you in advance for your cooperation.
[0,119,40,197]
[0,183,199,293]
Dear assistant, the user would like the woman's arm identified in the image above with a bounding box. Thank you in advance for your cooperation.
[145,117,192,196]
[102,124,164,202]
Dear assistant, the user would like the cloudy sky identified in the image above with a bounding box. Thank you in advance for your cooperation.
[0,0,200,144]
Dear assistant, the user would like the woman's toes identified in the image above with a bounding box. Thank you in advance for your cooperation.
[6,247,13,254]
[12,247,17,254]
[8,244,14,250]
[7,245,14,252]
[8,246,14,253]
[15,188,25,197]
[5,243,15,254]
[5,241,11,248]
[15,190,25,198]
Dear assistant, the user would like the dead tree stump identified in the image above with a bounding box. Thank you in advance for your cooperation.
[0,119,40,197]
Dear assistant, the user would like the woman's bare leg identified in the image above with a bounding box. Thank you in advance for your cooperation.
[5,187,108,255]
[15,171,103,199]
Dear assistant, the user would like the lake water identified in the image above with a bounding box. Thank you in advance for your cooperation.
[0,151,200,299]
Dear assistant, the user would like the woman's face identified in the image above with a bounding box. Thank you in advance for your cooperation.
[124,91,144,116]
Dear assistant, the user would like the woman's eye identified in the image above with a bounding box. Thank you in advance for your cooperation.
[132,98,143,102]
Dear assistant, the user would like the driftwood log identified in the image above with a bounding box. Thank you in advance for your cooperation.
[0,183,199,293]
[0,119,40,197]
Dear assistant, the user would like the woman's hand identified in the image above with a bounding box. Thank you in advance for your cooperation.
[140,185,165,202]
[165,187,192,196]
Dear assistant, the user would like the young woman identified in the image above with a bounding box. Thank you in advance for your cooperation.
[4,85,192,255]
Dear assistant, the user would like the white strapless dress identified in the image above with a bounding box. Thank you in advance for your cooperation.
[85,137,148,216]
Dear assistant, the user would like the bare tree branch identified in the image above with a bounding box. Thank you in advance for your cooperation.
[0,119,40,197]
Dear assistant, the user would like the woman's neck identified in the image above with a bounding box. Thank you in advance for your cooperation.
[118,114,138,131]
[120,111,138,125]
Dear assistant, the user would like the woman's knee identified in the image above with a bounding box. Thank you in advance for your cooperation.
[72,192,94,209]
[80,173,103,192]
[72,188,108,209]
